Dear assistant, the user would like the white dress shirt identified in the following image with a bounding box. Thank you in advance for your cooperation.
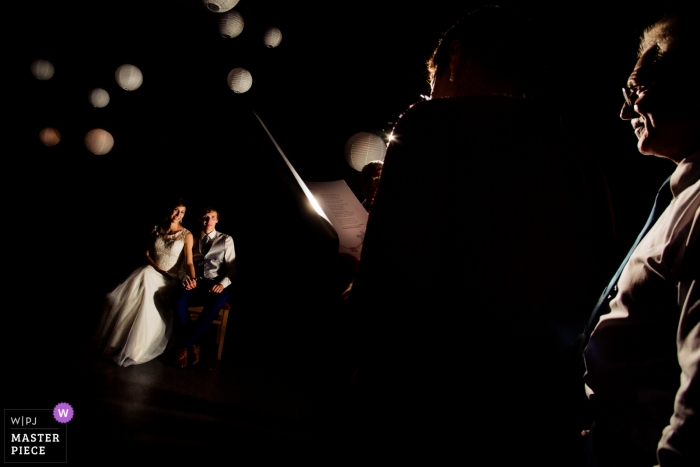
[584,151,699,464]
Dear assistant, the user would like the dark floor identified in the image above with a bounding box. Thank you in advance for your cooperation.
[73,352,327,460]
[7,316,367,463]
[7,304,590,464]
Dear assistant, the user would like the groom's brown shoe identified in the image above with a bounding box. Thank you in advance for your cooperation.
[176,348,188,368]
[191,345,201,366]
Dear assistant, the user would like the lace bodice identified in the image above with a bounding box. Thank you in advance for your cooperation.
[153,226,189,274]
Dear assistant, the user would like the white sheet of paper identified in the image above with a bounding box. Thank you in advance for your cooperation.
[305,180,368,260]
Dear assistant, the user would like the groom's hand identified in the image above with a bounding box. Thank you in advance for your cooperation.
[210,284,224,294]
[183,277,197,290]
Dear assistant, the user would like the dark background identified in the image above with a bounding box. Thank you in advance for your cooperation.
[8,1,682,230]
[8,1,682,214]
[5,0,684,406]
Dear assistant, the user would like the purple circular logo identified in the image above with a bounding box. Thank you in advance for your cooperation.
[53,402,73,423]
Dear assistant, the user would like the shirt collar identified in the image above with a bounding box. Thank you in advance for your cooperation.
[670,149,700,198]
[201,230,217,240]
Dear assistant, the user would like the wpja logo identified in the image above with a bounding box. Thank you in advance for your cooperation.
[4,403,72,463]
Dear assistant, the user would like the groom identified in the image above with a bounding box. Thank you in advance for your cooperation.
[174,207,236,368]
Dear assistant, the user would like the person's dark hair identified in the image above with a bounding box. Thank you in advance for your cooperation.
[201,206,219,218]
[172,198,187,209]
[427,5,546,98]
[361,160,384,183]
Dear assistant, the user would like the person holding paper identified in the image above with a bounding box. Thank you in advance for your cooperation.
[347,5,614,463]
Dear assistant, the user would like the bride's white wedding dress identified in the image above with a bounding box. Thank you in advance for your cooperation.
[97,227,189,366]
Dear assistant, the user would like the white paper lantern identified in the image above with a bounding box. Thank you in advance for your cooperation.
[39,127,61,146]
[219,11,244,38]
[30,59,55,80]
[88,88,110,108]
[227,68,252,93]
[263,27,282,48]
[202,0,238,13]
[115,64,143,91]
[345,132,387,171]
[85,129,114,155]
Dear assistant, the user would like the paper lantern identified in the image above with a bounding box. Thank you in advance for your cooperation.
[345,132,387,171]
[263,27,282,48]
[30,59,55,80]
[39,127,61,146]
[88,88,110,108]
[202,0,238,13]
[218,11,244,38]
[85,129,114,155]
[227,68,252,93]
[115,64,143,91]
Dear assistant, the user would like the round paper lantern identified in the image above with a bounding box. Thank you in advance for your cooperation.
[88,88,110,108]
[263,27,282,48]
[39,127,61,146]
[85,129,114,155]
[218,11,244,38]
[30,59,55,80]
[345,132,387,171]
[202,0,238,13]
[115,64,143,91]
[227,68,252,93]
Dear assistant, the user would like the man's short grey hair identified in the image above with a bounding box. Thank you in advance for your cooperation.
[639,13,697,75]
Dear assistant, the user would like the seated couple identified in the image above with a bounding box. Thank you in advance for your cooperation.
[96,200,236,368]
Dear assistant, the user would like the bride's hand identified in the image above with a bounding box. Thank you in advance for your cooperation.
[158,270,173,280]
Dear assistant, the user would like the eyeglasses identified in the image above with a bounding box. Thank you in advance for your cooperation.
[622,85,653,107]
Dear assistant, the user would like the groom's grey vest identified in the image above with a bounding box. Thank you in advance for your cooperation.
[195,235,229,280]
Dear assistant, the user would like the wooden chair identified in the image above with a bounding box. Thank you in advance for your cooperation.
[187,303,231,360]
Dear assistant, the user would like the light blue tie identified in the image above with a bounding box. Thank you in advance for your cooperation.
[581,176,673,352]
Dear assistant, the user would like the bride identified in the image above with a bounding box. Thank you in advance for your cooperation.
[97,199,195,366]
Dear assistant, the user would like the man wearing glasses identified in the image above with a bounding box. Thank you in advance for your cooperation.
[582,13,699,467]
